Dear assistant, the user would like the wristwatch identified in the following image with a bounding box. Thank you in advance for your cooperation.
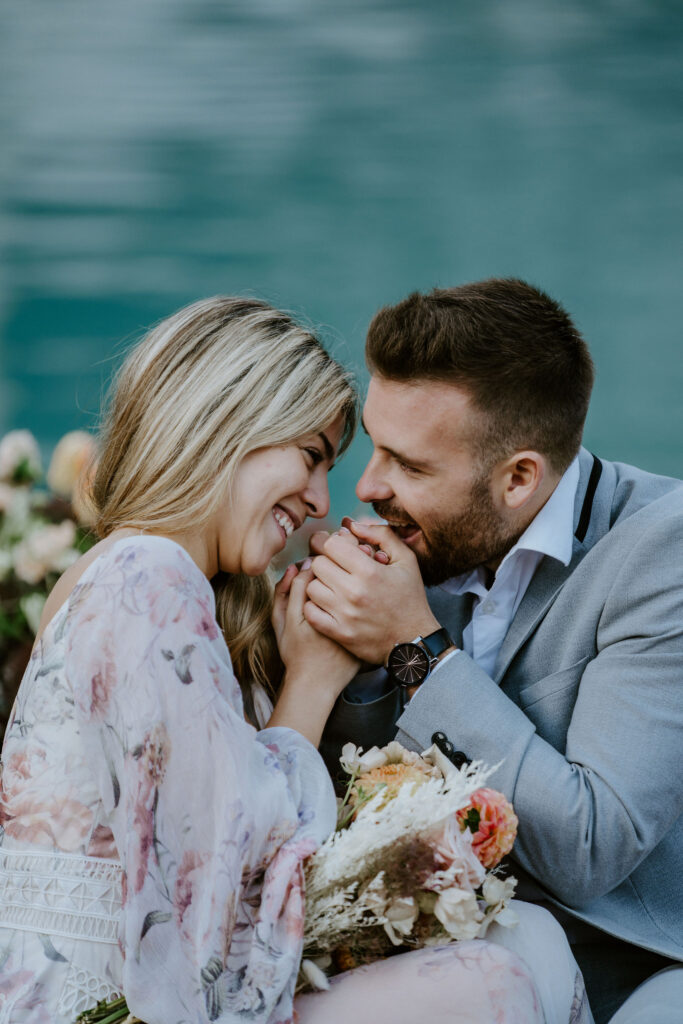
[386,627,455,688]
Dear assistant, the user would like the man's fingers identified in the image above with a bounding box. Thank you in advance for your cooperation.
[310,553,353,592]
[322,532,385,574]
[346,519,410,561]
[306,576,340,617]
[303,599,343,641]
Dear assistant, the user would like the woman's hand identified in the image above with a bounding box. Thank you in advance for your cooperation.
[268,562,360,746]
[272,562,360,693]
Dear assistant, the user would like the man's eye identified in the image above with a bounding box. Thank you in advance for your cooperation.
[398,460,419,475]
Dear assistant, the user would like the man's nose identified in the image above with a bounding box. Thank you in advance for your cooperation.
[356,456,392,503]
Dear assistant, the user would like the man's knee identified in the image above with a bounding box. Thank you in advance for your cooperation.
[608,966,683,1024]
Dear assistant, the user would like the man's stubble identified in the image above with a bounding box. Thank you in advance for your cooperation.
[374,472,519,587]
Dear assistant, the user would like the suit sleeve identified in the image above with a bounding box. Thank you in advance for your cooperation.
[396,509,683,907]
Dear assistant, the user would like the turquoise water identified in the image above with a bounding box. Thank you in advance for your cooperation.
[1,0,682,517]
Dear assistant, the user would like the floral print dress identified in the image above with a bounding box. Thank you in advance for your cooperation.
[0,536,336,1024]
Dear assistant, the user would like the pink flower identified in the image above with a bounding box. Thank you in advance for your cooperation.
[87,823,118,859]
[457,788,518,869]
[47,430,96,500]
[148,566,219,640]
[75,626,116,720]
[0,965,42,1020]
[126,723,171,893]
[0,747,93,851]
[261,838,317,941]
[139,723,170,786]
[174,850,213,947]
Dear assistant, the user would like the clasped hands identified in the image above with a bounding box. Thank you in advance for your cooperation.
[302,517,440,667]
[271,516,440,730]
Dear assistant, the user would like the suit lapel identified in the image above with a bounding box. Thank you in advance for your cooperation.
[492,449,611,684]
[428,586,474,648]
[492,542,585,683]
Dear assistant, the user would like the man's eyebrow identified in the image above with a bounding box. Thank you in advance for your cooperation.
[359,417,431,470]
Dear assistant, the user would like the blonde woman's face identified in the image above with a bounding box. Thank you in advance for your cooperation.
[216,415,345,575]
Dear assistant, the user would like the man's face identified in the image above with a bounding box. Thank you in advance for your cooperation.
[356,376,518,584]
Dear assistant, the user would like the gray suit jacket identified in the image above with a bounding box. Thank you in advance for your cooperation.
[320,448,683,960]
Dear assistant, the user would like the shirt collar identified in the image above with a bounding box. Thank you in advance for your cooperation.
[441,456,580,595]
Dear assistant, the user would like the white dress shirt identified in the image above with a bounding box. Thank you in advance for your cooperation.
[439,457,580,677]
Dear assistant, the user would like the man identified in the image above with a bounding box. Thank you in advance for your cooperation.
[304,279,683,1024]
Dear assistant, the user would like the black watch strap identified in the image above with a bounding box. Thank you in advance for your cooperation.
[420,627,454,663]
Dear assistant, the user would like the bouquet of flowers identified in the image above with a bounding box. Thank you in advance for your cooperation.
[0,429,97,736]
[75,741,518,1023]
[298,739,518,989]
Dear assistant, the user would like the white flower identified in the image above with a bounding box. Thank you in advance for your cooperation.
[0,430,42,484]
[382,741,416,764]
[340,740,429,776]
[424,815,485,891]
[0,487,31,535]
[300,959,330,991]
[480,875,518,933]
[0,482,17,512]
[422,742,463,779]
[13,521,78,584]
[383,896,418,945]
[340,743,388,774]
[433,887,484,940]
[20,592,47,634]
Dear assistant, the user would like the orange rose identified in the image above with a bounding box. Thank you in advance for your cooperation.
[351,760,435,812]
[456,787,518,868]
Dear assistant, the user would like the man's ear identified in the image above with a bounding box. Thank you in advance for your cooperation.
[493,451,548,511]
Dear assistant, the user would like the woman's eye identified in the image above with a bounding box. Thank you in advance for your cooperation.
[304,447,324,466]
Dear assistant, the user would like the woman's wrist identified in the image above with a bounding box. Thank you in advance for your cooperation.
[266,671,341,747]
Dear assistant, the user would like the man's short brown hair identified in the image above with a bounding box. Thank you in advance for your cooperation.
[366,278,595,474]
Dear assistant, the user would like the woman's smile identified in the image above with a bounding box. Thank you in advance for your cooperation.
[273,504,298,540]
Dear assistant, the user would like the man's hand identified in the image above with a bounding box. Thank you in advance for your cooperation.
[304,519,441,664]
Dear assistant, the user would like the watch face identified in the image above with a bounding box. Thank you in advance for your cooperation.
[387,642,431,686]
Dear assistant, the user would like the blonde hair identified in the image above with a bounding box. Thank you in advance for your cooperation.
[93,297,357,708]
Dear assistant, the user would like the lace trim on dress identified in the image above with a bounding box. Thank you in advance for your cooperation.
[56,962,122,1019]
[0,847,123,944]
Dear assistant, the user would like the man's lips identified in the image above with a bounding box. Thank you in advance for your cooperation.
[386,520,421,542]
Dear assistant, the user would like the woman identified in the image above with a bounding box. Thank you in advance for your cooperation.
[0,298,557,1024]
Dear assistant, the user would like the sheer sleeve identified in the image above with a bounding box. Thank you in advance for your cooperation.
[65,536,336,1024]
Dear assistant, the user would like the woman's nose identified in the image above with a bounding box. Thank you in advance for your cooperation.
[303,473,331,519]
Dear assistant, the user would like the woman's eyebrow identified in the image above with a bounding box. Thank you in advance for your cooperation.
[319,431,335,462]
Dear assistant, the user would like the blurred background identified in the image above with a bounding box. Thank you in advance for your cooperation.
[1,0,682,518]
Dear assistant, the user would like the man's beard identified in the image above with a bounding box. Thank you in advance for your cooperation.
[374,473,519,587]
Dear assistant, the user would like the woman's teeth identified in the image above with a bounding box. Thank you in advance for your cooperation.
[273,507,294,537]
